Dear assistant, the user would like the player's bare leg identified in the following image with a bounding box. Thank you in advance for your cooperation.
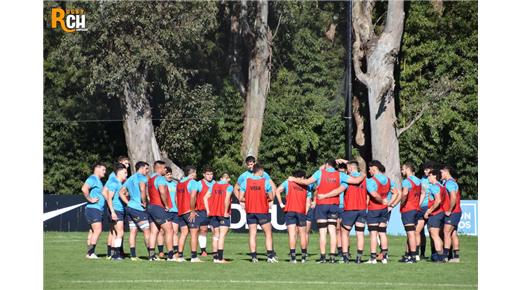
[128,224,138,260]
[160,221,174,260]
[287,224,297,263]
[261,222,276,263]
[177,225,189,261]
[327,219,338,263]
[317,220,328,262]
[86,222,102,258]
[415,219,426,259]
[377,222,389,264]
[354,222,365,263]
[189,227,200,261]
[148,222,160,259]
[157,228,165,258]
[341,225,351,263]
[429,227,444,261]
[199,225,208,256]
[449,229,460,262]
[248,224,258,262]
[216,226,229,263]
[212,227,220,259]
[443,224,455,261]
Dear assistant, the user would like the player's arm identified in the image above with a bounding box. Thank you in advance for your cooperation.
[81,183,97,203]
[335,158,348,165]
[317,185,346,200]
[233,183,241,201]
[368,190,388,205]
[389,187,401,208]
[425,192,441,218]
[288,176,316,186]
[275,184,285,208]
[305,197,311,215]
[224,190,233,218]
[119,186,129,205]
[139,182,147,208]
[400,186,409,206]
[158,183,170,211]
[106,187,117,220]
[203,189,212,215]
[346,174,365,185]
[419,183,427,207]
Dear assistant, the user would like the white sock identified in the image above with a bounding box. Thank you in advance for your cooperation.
[198,235,207,249]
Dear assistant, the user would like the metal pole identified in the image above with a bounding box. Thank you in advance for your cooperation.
[345,0,353,160]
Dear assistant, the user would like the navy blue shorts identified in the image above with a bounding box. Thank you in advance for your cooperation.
[417,206,429,221]
[246,213,271,225]
[85,207,103,224]
[285,211,307,227]
[210,216,231,228]
[315,204,339,221]
[341,210,367,227]
[147,204,169,226]
[338,207,344,218]
[401,210,417,225]
[178,212,190,228]
[306,207,315,222]
[167,211,179,224]
[126,207,149,224]
[110,210,125,222]
[444,212,462,228]
[195,210,210,227]
[367,208,389,224]
[427,212,445,228]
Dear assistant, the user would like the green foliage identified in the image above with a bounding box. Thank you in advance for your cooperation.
[398,1,477,199]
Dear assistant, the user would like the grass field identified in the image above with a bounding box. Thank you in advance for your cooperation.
[44,231,477,289]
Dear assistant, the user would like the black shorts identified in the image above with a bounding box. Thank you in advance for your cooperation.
[85,207,103,224]
[285,211,307,227]
[246,213,271,226]
[147,204,169,226]
[210,216,231,228]
[341,210,367,227]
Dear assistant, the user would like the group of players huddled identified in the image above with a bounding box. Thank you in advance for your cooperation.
[81,155,462,264]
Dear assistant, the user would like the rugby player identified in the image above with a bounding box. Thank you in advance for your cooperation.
[165,167,180,261]
[147,161,175,261]
[290,159,365,263]
[399,162,421,263]
[196,166,216,257]
[204,173,234,263]
[441,165,462,263]
[176,165,202,262]
[424,169,448,262]
[416,162,434,260]
[333,159,367,264]
[275,170,312,263]
[336,163,347,257]
[104,166,127,260]
[239,163,277,263]
[82,163,107,259]
[364,160,399,264]
[119,161,152,261]
[106,156,130,258]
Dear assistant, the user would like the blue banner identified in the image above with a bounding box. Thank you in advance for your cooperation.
[385,200,478,236]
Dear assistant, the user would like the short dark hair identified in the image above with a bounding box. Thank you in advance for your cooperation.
[338,163,347,170]
[368,160,384,172]
[403,162,415,173]
[135,161,149,171]
[348,160,359,168]
[423,161,436,171]
[245,156,256,163]
[114,163,127,171]
[441,164,457,177]
[114,166,127,175]
[165,166,172,174]
[154,160,166,167]
[117,156,129,163]
[429,169,441,181]
[252,163,264,174]
[184,165,196,176]
[92,162,106,171]
[292,170,306,178]
[202,166,213,173]
[325,158,336,168]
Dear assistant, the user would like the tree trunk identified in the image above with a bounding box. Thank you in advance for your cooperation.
[121,77,183,179]
[228,1,246,97]
[352,0,405,186]
[240,0,272,160]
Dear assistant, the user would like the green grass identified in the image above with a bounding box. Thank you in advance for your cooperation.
[44,231,477,289]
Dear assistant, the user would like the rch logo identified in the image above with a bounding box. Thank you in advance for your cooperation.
[50,8,87,33]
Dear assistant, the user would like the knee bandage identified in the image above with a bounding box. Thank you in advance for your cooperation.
[113,238,122,248]
[378,226,387,233]
[368,225,379,232]
[355,226,365,232]
[128,220,137,228]
[138,221,149,230]
[405,225,416,232]
[317,222,328,229]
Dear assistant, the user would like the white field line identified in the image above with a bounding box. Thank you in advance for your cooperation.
[65,279,477,288]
